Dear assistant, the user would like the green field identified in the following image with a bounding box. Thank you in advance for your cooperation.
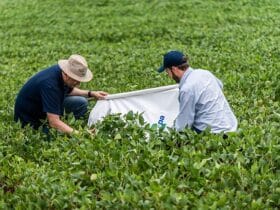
[0,0,279,209]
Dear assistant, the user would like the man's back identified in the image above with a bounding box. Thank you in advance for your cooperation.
[14,65,66,128]
[176,68,238,133]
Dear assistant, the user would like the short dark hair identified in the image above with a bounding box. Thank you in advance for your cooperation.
[177,56,189,70]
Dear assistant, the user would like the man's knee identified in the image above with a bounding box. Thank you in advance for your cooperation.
[76,96,88,108]
[64,96,88,119]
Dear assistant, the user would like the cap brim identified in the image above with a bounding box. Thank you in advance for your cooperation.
[158,66,165,73]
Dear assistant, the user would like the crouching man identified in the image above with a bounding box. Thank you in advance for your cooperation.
[157,50,237,134]
[14,54,107,134]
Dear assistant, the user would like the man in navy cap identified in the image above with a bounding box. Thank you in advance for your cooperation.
[158,50,237,134]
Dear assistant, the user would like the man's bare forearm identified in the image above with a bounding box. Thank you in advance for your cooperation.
[47,113,74,134]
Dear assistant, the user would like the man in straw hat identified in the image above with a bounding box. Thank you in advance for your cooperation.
[157,50,237,135]
[14,54,107,134]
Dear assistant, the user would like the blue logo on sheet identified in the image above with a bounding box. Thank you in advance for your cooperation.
[158,115,166,128]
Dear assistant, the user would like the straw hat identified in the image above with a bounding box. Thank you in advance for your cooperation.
[58,54,93,82]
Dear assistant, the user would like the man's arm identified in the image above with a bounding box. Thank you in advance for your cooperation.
[47,113,75,134]
[175,91,196,131]
[69,87,107,99]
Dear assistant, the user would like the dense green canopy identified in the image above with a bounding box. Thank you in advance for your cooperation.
[0,0,279,209]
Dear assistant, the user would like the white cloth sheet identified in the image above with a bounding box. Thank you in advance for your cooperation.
[88,85,179,128]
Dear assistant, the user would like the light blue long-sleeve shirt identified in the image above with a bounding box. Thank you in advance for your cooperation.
[175,68,238,133]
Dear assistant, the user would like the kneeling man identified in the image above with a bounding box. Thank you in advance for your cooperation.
[158,50,237,134]
[14,54,107,134]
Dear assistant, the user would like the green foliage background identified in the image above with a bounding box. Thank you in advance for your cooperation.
[0,0,279,209]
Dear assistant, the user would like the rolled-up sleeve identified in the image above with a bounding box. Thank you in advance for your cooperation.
[40,83,63,116]
[175,90,196,131]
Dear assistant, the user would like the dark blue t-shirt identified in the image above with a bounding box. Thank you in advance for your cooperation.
[14,65,71,129]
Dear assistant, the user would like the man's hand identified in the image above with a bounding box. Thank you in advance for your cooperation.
[86,128,96,135]
[72,130,80,135]
[90,91,108,100]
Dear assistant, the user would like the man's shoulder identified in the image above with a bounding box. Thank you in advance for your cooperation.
[37,65,61,83]
[181,69,211,91]
[192,68,212,75]
[40,64,60,76]
[190,69,216,81]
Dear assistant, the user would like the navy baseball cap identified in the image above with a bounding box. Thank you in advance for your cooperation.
[158,50,187,73]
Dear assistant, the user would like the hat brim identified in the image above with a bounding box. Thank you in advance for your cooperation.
[58,59,93,82]
[158,66,165,73]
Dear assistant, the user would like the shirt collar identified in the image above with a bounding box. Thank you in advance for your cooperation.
[179,67,193,89]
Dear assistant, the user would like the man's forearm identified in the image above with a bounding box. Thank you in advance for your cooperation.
[49,119,74,134]
[69,88,108,100]
[69,87,88,97]
[47,113,74,134]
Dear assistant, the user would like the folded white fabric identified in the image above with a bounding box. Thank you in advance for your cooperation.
[88,84,179,128]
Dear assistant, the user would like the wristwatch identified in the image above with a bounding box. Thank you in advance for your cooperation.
[88,91,92,97]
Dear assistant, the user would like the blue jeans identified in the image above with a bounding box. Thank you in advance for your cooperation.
[63,96,88,119]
